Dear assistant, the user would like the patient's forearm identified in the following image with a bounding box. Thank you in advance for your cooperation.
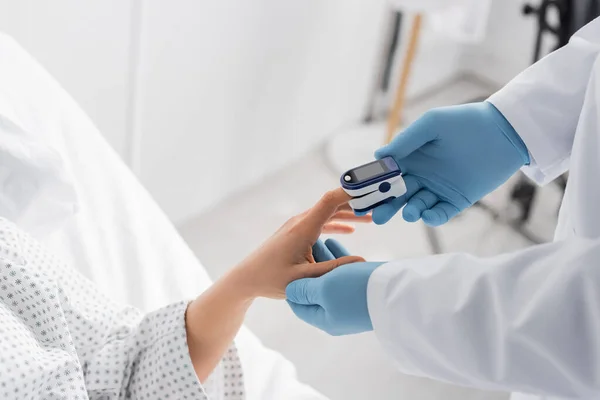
[185,269,253,382]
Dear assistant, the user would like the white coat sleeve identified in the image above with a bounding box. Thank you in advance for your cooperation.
[367,238,600,399]
[488,17,600,185]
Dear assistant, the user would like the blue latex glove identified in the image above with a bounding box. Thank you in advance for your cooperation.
[372,102,530,226]
[311,238,350,262]
[288,238,384,335]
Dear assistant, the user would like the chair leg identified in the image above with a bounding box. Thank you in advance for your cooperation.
[385,13,423,144]
[425,226,443,254]
[510,175,537,223]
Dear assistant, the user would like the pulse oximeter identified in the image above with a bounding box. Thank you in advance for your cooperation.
[340,156,406,213]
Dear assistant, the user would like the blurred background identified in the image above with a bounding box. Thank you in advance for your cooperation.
[0,0,585,399]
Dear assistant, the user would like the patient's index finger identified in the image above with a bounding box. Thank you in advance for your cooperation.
[337,202,353,212]
[306,189,352,225]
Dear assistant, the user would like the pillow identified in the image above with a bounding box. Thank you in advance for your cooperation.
[0,115,77,237]
[0,33,78,237]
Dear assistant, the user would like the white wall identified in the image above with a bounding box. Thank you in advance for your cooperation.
[403,15,467,97]
[461,0,540,86]
[0,0,134,157]
[133,0,391,222]
[0,1,470,223]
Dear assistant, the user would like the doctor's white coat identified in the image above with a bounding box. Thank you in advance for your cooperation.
[367,17,600,400]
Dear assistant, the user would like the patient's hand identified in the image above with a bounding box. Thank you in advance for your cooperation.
[228,188,369,299]
[186,188,369,381]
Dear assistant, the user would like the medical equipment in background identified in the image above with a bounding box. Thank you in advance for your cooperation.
[341,157,406,213]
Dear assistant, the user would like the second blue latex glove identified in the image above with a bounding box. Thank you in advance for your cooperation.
[290,238,383,336]
[372,102,530,226]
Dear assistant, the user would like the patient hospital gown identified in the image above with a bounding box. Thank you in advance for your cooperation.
[0,218,244,399]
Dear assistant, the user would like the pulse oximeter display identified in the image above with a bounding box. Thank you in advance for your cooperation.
[341,157,407,213]
[343,159,394,185]
[353,162,385,181]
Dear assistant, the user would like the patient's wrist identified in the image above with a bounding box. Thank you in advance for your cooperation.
[221,266,262,301]
[185,273,254,382]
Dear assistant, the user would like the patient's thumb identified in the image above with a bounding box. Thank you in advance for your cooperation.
[304,255,365,278]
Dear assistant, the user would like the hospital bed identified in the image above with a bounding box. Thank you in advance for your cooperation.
[0,32,327,400]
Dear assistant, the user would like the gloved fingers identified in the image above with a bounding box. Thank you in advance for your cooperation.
[300,255,365,279]
[324,238,351,258]
[402,189,439,222]
[371,175,421,225]
[374,117,437,160]
[330,210,372,223]
[287,301,328,329]
[370,197,404,225]
[322,222,355,234]
[312,239,335,263]
[286,278,321,305]
[421,201,460,227]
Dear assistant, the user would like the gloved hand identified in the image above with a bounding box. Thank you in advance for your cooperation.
[311,237,348,263]
[287,238,384,335]
[371,102,530,226]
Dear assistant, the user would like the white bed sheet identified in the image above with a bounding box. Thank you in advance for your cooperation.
[0,32,327,400]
